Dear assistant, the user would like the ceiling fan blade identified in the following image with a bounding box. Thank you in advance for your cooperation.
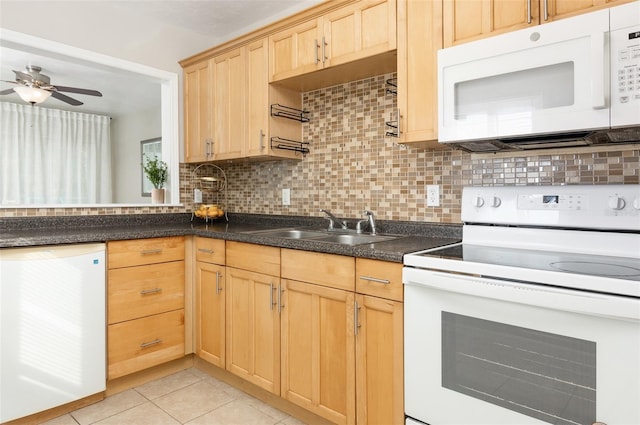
[53,85,102,97]
[13,70,34,82]
[0,88,16,95]
[51,91,83,106]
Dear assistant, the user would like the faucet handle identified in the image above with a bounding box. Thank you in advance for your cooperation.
[362,210,376,234]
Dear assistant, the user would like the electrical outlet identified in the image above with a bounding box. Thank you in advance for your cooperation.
[282,188,291,206]
[194,188,202,203]
[426,185,440,207]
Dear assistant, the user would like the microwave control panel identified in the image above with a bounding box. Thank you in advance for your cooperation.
[610,2,640,127]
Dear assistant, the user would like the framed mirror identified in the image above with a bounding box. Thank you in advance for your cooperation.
[0,28,180,207]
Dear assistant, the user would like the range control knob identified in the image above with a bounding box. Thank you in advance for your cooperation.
[490,196,502,208]
[633,198,640,210]
[608,196,626,210]
[473,196,484,207]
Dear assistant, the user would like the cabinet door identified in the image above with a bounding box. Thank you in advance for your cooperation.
[196,262,225,368]
[281,279,356,425]
[323,0,396,68]
[397,0,442,145]
[269,18,323,82]
[245,39,270,157]
[443,0,536,47]
[549,0,633,21]
[355,294,403,425]
[213,48,244,160]
[225,267,281,394]
[184,60,212,163]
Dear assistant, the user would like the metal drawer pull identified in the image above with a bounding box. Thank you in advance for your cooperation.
[140,249,162,255]
[198,248,214,254]
[140,288,162,295]
[359,276,390,285]
[140,338,162,349]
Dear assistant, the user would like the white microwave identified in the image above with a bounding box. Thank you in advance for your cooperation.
[437,1,640,152]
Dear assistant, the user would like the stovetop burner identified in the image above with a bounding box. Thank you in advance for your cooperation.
[550,261,640,278]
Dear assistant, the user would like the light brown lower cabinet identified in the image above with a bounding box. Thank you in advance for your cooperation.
[194,237,226,369]
[355,257,405,425]
[107,237,186,380]
[195,242,404,425]
[225,265,281,395]
[196,261,226,368]
[355,293,404,425]
[281,279,356,425]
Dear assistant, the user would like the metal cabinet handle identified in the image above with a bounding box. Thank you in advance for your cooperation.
[259,130,265,151]
[198,248,214,254]
[397,108,403,135]
[527,0,532,24]
[215,271,223,294]
[140,338,162,349]
[278,285,284,313]
[140,287,162,295]
[270,282,276,310]
[321,36,327,64]
[359,275,390,285]
[543,0,548,21]
[354,301,361,336]
[314,39,320,64]
[140,249,162,255]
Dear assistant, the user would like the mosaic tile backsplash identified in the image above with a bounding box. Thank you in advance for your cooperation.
[191,72,639,224]
[4,72,639,222]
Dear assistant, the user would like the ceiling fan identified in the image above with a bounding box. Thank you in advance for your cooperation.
[0,65,102,106]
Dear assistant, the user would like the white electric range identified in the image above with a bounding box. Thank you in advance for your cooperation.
[403,184,640,425]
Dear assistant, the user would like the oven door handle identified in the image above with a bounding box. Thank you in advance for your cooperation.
[404,268,640,321]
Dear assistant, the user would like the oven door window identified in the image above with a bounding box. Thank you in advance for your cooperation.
[442,312,596,425]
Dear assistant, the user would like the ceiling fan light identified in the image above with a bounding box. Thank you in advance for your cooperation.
[13,86,52,105]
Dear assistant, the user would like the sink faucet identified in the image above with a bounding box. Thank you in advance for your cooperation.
[320,209,347,230]
[356,210,376,235]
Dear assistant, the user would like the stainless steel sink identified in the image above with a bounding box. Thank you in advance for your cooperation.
[242,227,402,245]
[244,228,328,239]
[312,233,400,245]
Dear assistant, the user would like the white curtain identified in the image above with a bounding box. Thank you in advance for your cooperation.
[0,102,112,205]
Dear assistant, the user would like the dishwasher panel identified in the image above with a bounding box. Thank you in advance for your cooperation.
[0,243,106,422]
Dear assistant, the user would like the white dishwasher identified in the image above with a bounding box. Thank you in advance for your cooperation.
[0,243,106,422]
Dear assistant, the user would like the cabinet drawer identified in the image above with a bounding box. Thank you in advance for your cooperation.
[355,258,403,301]
[108,236,185,269]
[226,241,280,276]
[282,249,354,291]
[108,261,185,324]
[195,237,225,265]
[108,309,185,380]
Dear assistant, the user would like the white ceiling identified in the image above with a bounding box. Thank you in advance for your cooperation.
[0,0,324,117]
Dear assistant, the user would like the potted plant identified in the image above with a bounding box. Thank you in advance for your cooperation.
[143,154,168,204]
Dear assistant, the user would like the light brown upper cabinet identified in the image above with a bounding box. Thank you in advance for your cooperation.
[396,0,442,146]
[212,47,244,160]
[269,0,397,83]
[443,0,634,47]
[184,60,213,162]
[183,38,304,163]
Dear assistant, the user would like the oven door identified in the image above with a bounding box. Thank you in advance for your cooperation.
[403,267,640,425]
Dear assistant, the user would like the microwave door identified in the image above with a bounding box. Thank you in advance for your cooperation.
[438,9,610,143]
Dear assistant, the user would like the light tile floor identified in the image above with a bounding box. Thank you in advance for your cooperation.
[41,368,306,425]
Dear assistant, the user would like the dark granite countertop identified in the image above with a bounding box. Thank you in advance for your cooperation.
[0,213,461,263]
